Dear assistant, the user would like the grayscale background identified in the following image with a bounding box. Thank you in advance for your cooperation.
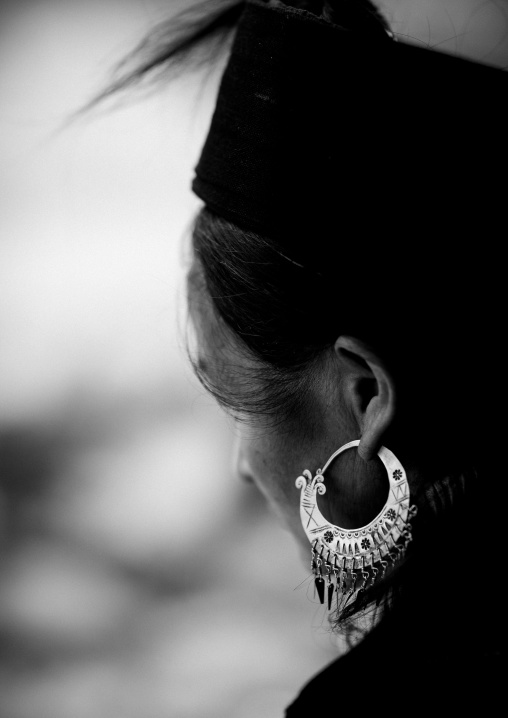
[1,2,506,717]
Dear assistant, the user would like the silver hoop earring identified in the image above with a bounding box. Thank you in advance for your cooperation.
[295,440,417,611]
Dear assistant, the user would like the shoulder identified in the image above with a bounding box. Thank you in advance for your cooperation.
[285,621,504,716]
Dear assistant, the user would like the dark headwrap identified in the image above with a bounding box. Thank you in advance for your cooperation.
[192,0,507,266]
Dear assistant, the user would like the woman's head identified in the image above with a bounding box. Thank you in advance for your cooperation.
[90,0,506,632]
[178,3,507,634]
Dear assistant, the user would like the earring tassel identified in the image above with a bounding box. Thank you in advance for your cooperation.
[327,581,334,610]
[315,576,325,604]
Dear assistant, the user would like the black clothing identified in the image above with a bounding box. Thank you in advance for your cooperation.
[286,616,503,715]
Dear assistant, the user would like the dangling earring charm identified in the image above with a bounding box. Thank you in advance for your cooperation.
[314,544,325,604]
[295,439,417,614]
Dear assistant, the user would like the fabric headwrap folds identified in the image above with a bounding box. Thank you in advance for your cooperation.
[192,0,507,265]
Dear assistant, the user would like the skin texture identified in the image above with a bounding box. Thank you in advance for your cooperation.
[187,255,400,555]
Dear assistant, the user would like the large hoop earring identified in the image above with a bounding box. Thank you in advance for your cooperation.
[295,439,417,611]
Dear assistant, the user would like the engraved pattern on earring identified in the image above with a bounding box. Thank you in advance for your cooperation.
[295,440,417,612]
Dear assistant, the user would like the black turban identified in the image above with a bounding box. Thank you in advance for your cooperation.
[192,0,507,268]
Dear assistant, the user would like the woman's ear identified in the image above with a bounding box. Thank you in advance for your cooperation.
[334,335,396,462]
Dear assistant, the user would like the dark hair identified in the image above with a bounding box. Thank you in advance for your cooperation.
[190,208,332,425]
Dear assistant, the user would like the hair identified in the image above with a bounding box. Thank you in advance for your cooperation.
[190,209,331,425]
[85,0,390,109]
[92,0,503,649]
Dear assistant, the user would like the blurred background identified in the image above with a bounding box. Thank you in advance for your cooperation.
[0,2,507,717]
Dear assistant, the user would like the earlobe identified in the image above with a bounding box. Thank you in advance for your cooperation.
[334,336,396,462]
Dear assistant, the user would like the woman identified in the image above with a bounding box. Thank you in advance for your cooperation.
[97,0,505,713]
